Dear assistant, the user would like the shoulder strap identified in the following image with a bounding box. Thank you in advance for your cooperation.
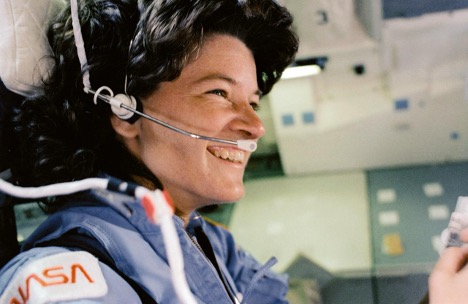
[39,231,158,304]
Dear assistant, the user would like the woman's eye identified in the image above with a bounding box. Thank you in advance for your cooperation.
[208,89,227,98]
[250,102,261,112]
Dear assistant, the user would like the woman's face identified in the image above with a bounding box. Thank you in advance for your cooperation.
[116,34,265,216]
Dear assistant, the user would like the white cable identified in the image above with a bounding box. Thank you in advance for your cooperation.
[70,0,91,92]
[0,178,108,199]
[140,189,198,304]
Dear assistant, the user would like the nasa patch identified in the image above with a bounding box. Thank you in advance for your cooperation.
[0,251,108,304]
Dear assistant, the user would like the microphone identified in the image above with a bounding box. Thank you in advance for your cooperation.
[88,88,258,152]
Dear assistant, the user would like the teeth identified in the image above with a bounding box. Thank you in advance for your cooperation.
[213,148,244,163]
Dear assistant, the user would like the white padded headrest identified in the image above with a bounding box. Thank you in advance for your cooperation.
[0,0,66,97]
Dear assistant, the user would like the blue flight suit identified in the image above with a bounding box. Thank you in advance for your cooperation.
[0,187,288,303]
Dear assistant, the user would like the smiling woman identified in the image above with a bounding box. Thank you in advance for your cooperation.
[0,0,298,303]
[120,35,266,215]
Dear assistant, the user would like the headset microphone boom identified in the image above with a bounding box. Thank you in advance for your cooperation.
[71,0,257,153]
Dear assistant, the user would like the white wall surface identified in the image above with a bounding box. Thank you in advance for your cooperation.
[229,171,372,275]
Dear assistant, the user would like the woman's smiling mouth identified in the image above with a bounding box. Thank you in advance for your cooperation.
[208,147,245,163]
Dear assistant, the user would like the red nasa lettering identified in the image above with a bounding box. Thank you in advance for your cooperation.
[9,263,95,304]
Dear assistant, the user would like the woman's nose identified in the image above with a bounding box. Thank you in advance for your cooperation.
[231,104,266,139]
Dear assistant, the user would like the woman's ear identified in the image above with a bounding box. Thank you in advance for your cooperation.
[110,115,139,139]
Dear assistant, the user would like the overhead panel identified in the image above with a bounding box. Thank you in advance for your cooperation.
[270,3,468,175]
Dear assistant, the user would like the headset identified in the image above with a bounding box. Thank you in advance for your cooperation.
[70,0,257,153]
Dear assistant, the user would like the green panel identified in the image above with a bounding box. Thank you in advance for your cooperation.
[367,161,468,269]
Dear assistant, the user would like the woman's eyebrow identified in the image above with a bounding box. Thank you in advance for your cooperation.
[193,73,237,85]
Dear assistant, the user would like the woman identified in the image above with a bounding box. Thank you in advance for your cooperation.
[0,0,298,303]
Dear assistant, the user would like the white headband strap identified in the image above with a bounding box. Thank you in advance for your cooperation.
[70,0,91,93]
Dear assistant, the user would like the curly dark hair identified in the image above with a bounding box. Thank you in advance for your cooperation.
[11,0,298,187]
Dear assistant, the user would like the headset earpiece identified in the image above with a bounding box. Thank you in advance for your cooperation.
[111,94,142,124]
[111,94,136,119]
